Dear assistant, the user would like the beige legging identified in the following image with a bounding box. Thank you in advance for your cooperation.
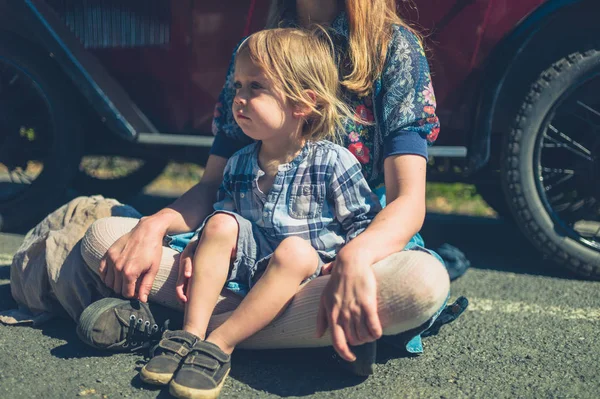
[81,217,450,349]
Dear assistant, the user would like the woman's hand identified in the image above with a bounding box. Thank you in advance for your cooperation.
[176,239,199,303]
[316,250,382,362]
[99,217,168,302]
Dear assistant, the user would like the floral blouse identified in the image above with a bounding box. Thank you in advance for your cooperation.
[210,12,440,201]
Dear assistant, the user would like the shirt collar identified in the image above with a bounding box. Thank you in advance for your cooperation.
[252,141,312,173]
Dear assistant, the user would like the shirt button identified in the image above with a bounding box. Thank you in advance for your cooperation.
[240,193,245,198]
[303,186,310,195]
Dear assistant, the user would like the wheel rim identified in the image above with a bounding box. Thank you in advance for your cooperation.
[534,71,600,252]
[0,58,53,202]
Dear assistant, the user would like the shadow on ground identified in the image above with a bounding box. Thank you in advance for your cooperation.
[420,213,576,280]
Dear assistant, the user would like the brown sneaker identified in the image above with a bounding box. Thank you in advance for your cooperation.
[140,330,199,385]
[169,340,231,399]
[76,298,180,352]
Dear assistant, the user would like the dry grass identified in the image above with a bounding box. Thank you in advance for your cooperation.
[144,162,496,217]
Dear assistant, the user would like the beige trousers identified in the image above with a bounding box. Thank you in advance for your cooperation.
[81,217,450,349]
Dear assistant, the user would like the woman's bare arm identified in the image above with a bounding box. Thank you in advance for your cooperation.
[317,154,427,361]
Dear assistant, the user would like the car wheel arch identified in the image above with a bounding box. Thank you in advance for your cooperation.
[467,0,599,175]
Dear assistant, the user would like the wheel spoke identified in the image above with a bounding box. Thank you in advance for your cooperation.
[544,124,593,162]
[577,100,600,121]
[541,167,575,191]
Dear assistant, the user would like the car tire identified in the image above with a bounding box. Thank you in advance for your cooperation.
[0,37,83,232]
[501,48,600,279]
[73,155,167,199]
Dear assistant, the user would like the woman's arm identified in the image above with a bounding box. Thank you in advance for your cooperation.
[317,25,437,361]
[316,154,426,361]
[337,154,426,266]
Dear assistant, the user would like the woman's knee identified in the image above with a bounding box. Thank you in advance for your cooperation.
[201,213,239,242]
[375,251,450,328]
[410,253,450,313]
[81,216,139,273]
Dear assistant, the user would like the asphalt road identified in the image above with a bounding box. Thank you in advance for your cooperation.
[1,196,599,398]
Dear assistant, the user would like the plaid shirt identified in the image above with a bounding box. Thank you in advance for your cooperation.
[214,140,382,256]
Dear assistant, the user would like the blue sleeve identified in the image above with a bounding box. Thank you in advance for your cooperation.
[329,147,382,241]
[380,26,441,161]
[210,42,254,159]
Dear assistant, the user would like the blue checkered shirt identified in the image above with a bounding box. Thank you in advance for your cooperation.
[214,140,382,256]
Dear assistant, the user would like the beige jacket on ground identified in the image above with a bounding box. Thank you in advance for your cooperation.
[0,196,140,326]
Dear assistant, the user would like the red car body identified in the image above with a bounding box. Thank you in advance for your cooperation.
[87,0,546,149]
[1,0,599,277]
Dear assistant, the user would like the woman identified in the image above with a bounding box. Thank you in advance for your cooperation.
[77,0,456,375]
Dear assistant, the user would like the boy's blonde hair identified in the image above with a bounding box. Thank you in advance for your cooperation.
[236,28,354,143]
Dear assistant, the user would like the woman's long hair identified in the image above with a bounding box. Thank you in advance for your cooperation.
[266,0,422,97]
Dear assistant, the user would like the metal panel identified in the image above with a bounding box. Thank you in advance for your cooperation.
[46,0,171,48]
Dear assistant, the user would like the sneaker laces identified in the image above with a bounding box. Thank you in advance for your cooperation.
[123,315,170,352]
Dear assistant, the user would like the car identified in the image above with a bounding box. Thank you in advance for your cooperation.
[0,0,598,277]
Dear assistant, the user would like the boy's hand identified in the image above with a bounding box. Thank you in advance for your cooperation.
[176,239,199,303]
[320,261,334,275]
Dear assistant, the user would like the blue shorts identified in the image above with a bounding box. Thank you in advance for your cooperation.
[193,211,329,296]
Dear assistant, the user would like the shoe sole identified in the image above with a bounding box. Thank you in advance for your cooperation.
[169,368,230,399]
[140,366,174,386]
[76,297,130,350]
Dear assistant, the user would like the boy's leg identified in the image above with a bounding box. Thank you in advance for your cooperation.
[206,236,319,354]
[139,212,238,386]
[168,236,320,398]
[182,213,238,339]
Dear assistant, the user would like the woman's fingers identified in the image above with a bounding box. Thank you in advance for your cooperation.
[353,311,370,345]
[121,267,139,299]
[137,265,158,303]
[112,267,123,297]
[102,258,113,287]
[365,302,383,340]
[331,311,356,362]
[342,312,360,346]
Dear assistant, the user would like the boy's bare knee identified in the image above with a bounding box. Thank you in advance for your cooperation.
[270,237,317,274]
[202,213,239,241]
